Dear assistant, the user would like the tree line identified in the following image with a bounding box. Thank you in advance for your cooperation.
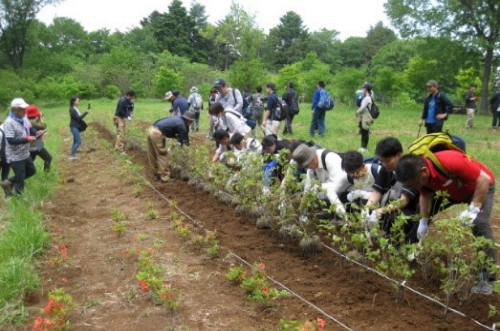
[0,0,498,112]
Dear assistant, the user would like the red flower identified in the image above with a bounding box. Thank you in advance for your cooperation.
[317,318,326,331]
[43,298,55,314]
[59,245,68,260]
[147,248,154,254]
[139,280,149,293]
[258,263,265,270]
[261,287,269,295]
[62,277,68,284]
[33,317,53,331]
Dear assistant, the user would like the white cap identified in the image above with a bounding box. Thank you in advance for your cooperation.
[11,98,29,109]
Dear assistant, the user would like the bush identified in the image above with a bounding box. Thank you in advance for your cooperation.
[105,85,121,100]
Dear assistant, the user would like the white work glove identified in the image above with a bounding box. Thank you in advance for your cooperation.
[299,209,308,223]
[361,210,379,227]
[347,190,364,203]
[458,203,481,226]
[417,218,429,240]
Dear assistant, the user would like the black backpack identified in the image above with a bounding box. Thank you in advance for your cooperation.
[232,89,252,119]
[275,97,289,121]
[289,90,300,115]
[369,97,380,119]
[0,128,5,161]
[320,149,354,184]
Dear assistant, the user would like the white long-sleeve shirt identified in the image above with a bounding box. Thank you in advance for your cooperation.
[216,88,243,114]
[349,163,381,200]
[223,109,251,136]
[304,149,352,214]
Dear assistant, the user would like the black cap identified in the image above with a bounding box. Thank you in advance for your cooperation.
[363,82,372,90]
[214,79,226,87]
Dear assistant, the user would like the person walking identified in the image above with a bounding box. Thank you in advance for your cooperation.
[418,80,453,134]
[214,79,244,114]
[0,98,37,196]
[356,83,374,153]
[26,105,52,171]
[282,82,299,135]
[187,86,203,132]
[309,81,327,137]
[489,90,500,129]
[114,90,136,153]
[147,111,195,183]
[465,83,478,129]
[262,83,281,136]
[69,97,89,160]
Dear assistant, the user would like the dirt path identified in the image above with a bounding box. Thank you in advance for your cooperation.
[19,127,298,331]
[16,123,500,331]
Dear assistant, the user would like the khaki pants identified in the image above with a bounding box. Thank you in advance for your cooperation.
[114,116,126,152]
[147,127,170,181]
[466,108,475,128]
[265,120,281,137]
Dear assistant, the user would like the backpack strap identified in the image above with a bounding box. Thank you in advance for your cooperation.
[370,162,379,180]
[320,149,353,183]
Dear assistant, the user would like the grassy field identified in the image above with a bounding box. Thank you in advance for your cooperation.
[35,98,500,177]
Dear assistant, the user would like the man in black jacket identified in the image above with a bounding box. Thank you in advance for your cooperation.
[465,84,478,129]
[114,90,136,153]
[490,91,500,129]
[418,80,453,134]
[147,111,195,183]
[282,82,299,135]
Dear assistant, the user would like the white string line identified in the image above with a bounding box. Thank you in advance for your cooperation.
[134,171,356,331]
[215,190,496,331]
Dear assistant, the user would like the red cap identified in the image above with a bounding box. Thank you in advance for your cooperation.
[26,105,41,119]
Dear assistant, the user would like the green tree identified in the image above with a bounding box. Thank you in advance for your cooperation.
[228,58,267,91]
[153,66,183,97]
[0,0,62,73]
[364,22,397,64]
[309,28,341,71]
[374,67,407,106]
[189,0,210,63]
[455,68,482,103]
[333,67,366,104]
[335,37,366,68]
[404,56,439,97]
[385,0,500,112]
[370,39,417,76]
[266,11,310,69]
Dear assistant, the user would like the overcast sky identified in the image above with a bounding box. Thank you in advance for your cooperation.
[38,0,391,40]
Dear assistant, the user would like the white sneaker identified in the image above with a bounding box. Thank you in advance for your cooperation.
[358,148,367,153]
[69,155,78,161]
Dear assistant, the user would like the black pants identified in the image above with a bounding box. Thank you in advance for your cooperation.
[425,123,443,134]
[30,147,52,171]
[0,159,9,181]
[283,112,295,135]
[492,111,500,128]
[9,157,36,195]
[359,122,369,149]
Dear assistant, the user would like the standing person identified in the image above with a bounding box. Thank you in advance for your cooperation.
[489,90,500,129]
[214,79,244,114]
[0,121,10,197]
[418,80,453,134]
[356,83,374,153]
[465,83,478,129]
[187,86,203,132]
[69,97,89,160]
[396,153,497,294]
[147,111,195,183]
[282,82,299,135]
[310,81,327,137]
[26,105,52,172]
[165,90,189,116]
[0,98,36,196]
[247,86,265,136]
[207,88,219,140]
[262,83,281,136]
[114,90,136,153]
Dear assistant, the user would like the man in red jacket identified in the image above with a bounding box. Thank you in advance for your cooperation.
[395,151,496,294]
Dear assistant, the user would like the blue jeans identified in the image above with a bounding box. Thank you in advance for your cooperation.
[70,126,82,156]
[310,109,326,136]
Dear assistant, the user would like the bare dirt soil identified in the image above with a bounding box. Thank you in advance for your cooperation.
[16,123,500,331]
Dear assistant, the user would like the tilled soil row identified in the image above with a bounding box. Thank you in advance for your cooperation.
[92,122,500,331]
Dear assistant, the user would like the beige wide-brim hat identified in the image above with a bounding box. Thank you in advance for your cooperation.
[182,111,196,122]
[165,91,174,100]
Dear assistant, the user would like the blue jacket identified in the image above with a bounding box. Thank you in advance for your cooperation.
[153,116,189,146]
[172,96,189,116]
[421,91,453,126]
[311,88,322,111]
[115,96,134,118]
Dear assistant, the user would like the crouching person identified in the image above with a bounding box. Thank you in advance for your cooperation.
[363,138,419,244]
[395,151,497,294]
[147,111,195,183]
[291,144,351,220]
[341,151,381,204]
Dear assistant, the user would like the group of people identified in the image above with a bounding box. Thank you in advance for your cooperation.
[0,98,52,197]
[145,77,497,296]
